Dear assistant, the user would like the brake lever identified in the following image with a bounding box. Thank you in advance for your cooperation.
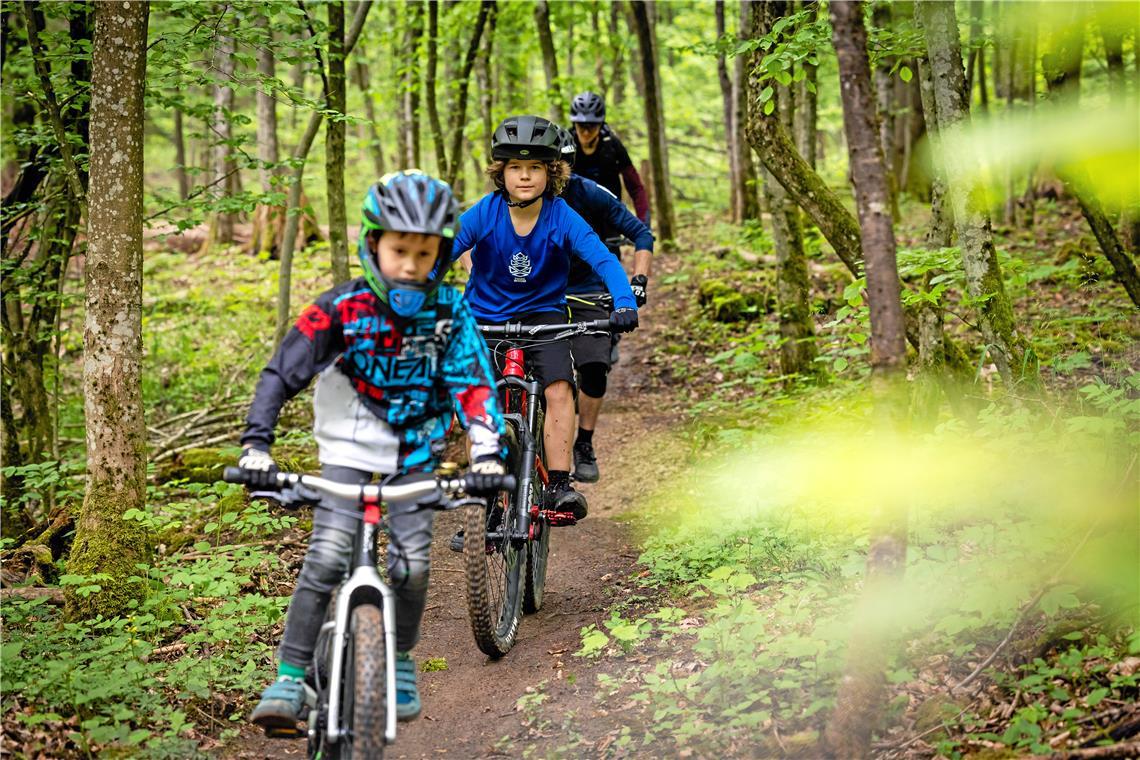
[250,484,322,511]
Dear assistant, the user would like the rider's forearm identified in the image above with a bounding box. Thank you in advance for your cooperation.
[633,249,651,280]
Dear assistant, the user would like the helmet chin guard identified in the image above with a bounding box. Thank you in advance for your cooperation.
[388,286,427,318]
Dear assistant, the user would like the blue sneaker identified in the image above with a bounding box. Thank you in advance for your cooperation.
[250,677,313,737]
[395,652,421,721]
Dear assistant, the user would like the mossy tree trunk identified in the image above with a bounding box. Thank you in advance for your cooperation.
[534,0,563,124]
[67,0,151,620]
[735,1,761,221]
[443,1,491,188]
[326,0,350,284]
[917,0,1030,383]
[715,0,740,221]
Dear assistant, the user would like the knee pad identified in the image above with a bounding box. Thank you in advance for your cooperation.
[578,362,609,398]
[298,530,353,593]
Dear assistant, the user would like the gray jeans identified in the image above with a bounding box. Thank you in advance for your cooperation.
[278,465,436,669]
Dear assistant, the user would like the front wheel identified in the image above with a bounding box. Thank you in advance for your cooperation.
[346,604,386,759]
[464,496,523,658]
[523,406,549,614]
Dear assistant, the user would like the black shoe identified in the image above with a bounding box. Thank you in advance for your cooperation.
[449,529,464,553]
[545,480,588,520]
[573,440,600,483]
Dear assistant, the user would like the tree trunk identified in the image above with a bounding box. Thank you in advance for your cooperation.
[737,1,761,221]
[762,35,816,379]
[624,2,646,101]
[534,0,563,123]
[247,12,281,259]
[1101,18,1139,254]
[830,0,907,375]
[68,0,150,620]
[871,3,900,219]
[426,0,446,176]
[715,0,740,221]
[173,108,189,201]
[444,1,492,188]
[966,1,988,113]
[405,1,422,168]
[794,3,819,171]
[592,5,605,89]
[353,62,385,178]
[916,55,953,367]
[631,0,676,243]
[917,0,1028,383]
[1041,13,1140,308]
[208,24,236,246]
[825,6,909,752]
[326,0,349,284]
[608,1,625,106]
[477,2,498,189]
[275,0,372,344]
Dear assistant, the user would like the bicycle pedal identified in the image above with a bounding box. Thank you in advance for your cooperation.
[541,510,578,527]
[262,724,305,740]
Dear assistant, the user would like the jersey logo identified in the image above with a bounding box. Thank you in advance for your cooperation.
[508,251,532,281]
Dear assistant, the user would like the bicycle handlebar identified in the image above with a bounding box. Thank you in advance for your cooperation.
[478,319,611,339]
[222,467,516,505]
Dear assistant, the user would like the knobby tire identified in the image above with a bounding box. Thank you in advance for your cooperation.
[348,604,386,759]
[464,489,523,658]
[523,406,549,613]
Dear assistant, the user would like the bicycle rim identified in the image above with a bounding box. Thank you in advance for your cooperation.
[348,604,386,759]
[464,497,522,658]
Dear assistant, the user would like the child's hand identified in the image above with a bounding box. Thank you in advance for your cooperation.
[238,446,279,489]
[467,457,507,496]
[609,307,639,334]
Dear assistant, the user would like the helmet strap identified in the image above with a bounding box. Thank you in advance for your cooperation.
[503,193,541,209]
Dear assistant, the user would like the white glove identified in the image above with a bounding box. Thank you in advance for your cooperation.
[238,446,278,488]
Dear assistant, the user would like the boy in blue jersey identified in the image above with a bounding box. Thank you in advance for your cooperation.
[237,172,506,735]
[455,115,638,520]
[554,127,654,483]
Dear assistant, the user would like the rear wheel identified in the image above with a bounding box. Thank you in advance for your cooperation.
[464,488,523,658]
[346,604,386,759]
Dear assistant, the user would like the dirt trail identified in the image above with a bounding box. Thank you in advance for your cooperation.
[225,295,678,759]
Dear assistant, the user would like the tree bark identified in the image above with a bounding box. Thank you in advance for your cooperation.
[477,2,498,189]
[830,0,907,374]
[715,0,740,220]
[737,1,761,221]
[68,0,150,620]
[404,1,423,168]
[871,3,900,219]
[1101,16,1139,254]
[393,2,408,167]
[631,0,676,243]
[825,9,909,749]
[173,108,189,201]
[917,0,1028,383]
[794,2,819,171]
[426,0,446,175]
[326,0,349,284]
[534,0,563,123]
[966,0,988,113]
[608,1,625,106]
[762,40,816,379]
[444,1,492,188]
[208,23,236,245]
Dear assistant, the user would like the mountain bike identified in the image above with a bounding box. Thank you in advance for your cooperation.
[463,319,612,658]
[223,465,514,760]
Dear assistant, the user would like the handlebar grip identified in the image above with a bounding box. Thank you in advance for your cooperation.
[461,473,517,494]
[223,466,252,485]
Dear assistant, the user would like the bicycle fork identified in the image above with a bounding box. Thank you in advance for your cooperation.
[320,513,399,747]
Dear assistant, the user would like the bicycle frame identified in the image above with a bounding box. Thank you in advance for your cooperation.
[498,347,546,542]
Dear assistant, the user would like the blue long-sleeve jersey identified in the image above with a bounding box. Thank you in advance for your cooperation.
[453,192,637,322]
[562,174,654,295]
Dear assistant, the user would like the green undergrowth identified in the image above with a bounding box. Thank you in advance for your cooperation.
[570,362,1138,755]
[1,479,298,757]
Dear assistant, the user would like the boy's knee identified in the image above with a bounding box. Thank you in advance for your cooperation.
[544,380,573,406]
[390,558,430,592]
[298,529,353,593]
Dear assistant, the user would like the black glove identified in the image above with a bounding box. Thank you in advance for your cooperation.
[609,307,639,334]
[238,446,279,489]
[630,275,648,307]
[467,457,508,496]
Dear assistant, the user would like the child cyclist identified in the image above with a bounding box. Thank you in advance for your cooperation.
[454,115,638,521]
[553,127,654,483]
[236,171,507,735]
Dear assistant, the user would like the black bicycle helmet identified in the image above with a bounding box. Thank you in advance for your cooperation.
[555,126,576,167]
[569,91,605,124]
[358,170,459,318]
[491,115,561,162]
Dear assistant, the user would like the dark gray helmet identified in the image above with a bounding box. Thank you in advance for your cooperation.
[570,91,605,124]
[491,115,561,161]
[555,126,576,166]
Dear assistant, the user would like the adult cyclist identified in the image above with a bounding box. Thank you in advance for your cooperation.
[568,91,650,225]
[453,115,638,522]
[555,127,653,483]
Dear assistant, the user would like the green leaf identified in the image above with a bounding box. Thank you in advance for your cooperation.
[763,99,776,116]
[1085,687,1109,707]
[833,357,849,372]
[760,85,774,102]
[899,65,913,83]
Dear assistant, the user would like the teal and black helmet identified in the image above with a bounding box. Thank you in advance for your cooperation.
[359,170,459,318]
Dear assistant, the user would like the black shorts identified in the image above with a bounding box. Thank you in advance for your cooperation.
[567,295,615,369]
[478,309,576,392]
